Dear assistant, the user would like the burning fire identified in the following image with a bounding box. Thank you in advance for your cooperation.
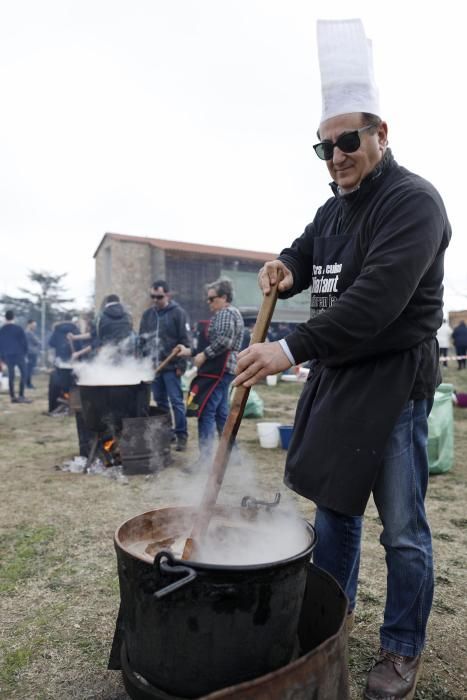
[103,438,116,452]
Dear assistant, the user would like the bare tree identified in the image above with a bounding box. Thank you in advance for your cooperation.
[1,271,77,363]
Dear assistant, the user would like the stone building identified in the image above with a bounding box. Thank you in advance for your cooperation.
[94,232,311,329]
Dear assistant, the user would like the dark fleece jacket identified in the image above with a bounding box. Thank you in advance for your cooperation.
[0,323,28,358]
[139,301,191,372]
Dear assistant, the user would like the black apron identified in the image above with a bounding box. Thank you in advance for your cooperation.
[284,233,420,516]
[186,352,230,418]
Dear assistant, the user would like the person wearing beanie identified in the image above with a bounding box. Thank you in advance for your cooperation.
[234,19,450,700]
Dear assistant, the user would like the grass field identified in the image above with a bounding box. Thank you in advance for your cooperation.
[0,367,466,699]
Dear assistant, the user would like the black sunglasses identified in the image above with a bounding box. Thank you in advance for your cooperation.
[313,125,375,161]
[151,293,165,300]
[207,295,219,302]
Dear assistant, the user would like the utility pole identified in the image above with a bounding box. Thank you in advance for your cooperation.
[38,275,49,369]
[40,295,47,367]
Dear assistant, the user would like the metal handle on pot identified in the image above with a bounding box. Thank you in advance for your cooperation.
[241,492,281,511]
[153,550,197,599]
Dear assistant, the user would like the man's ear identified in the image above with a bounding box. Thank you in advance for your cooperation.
[378,121,389,150]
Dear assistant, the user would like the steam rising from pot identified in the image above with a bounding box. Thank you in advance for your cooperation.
[196,509,311,565]
[73,345,153,386]
[127,505,312,567]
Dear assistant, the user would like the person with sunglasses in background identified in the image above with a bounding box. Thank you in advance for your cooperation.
[139,280,191,452]
[234,19,451,700]
[178,278,244,469]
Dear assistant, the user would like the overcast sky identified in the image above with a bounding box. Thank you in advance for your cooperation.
[1,0,465,310]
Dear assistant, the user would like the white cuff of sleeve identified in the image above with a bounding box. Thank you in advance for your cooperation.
[278,338,296,365]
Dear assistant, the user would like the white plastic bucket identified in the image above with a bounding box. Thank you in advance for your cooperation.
[256,422,281,448]
[265,374,278,386]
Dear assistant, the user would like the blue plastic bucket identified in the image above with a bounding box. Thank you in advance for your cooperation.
[279,425,294,450]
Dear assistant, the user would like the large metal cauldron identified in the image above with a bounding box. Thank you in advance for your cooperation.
[78,381,151,433]
[113,505,316,698]
[117,563,350,700]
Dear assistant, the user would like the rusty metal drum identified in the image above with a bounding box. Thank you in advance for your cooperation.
[116,561,350,699]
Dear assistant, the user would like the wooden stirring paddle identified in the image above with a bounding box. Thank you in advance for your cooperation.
[181,278,281,560]
[153,345,182,374]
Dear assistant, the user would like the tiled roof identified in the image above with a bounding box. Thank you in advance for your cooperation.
[94,232,277,261]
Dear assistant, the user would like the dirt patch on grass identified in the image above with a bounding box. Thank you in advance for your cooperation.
[0,370,466,699]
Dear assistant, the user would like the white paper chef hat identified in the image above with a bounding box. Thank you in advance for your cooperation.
[317,18,380,123]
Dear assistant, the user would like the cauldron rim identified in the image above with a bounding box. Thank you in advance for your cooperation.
[114,505,316,573]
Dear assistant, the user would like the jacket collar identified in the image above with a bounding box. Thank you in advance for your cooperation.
[330,148,394,205]
[153,300,176,315]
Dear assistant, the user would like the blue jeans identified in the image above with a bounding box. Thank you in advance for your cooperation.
[198,373,234,457]
[313,399,434,657]
[152,371,187,438]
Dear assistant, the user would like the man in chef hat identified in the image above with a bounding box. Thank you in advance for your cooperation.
[234,19,451,700]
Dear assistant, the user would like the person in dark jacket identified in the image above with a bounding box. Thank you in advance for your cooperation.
[49,315,80,363]
[0,310,31,403]
[452,321,467,370]
[94,295,134,349]
[139,280,191,451]
[25,319,41,388]
[69,295,135,361]
[234,19,451,700]
[47,315,80,413]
